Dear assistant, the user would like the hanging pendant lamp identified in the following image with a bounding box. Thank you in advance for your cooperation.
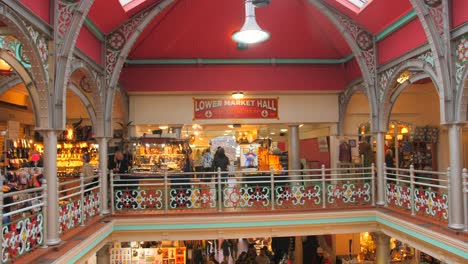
[232,0,270,44]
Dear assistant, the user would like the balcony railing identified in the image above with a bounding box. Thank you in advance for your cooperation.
[110,165,376,214]
[384,165,449,223]
[1,164,467,263]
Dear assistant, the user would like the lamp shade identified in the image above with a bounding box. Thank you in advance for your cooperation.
[232,91,244,99]
[0,59,12,75]
[232,0,270,44]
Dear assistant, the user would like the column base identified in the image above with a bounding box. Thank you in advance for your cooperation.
[448,223,464,230]
[101,209,110,215]
[376,201,385,206]
[46,238,62,246]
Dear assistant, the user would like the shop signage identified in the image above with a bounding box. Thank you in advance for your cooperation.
[193,98,279,119]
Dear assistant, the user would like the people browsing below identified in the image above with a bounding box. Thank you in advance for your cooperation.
[108,151,133,189]
[81,153,95,194]
[202,148,214,182]
[109,151,130,174]
[212,147,230,181]
[81,153,94,178]
[255,247,271,264]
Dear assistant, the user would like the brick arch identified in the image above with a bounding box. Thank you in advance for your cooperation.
[0,3,49,129]
[380,59,440,130]
[0,50,43,127]
[338,83,367,135]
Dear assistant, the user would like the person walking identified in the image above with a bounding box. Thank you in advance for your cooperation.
[202,148,214,182]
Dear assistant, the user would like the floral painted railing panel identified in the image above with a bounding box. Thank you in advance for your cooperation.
[83,191,100,221]
[59,199,82,234]
[112,168,375,212]
[384,163,449,224]
[2,213,44,263]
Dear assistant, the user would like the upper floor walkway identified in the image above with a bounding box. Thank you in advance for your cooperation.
[2,166,467,263]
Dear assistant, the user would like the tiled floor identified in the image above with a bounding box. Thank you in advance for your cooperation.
[13,207,467,263]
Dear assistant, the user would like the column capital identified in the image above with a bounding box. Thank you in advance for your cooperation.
[443,122,465,127]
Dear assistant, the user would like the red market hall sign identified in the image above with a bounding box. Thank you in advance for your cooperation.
[193,98,279,120]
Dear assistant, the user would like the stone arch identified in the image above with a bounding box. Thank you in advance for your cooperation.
[455,62,468,122]
[0,3,49,129]
[338,83,367,135]
[0,50,42,127]
[380,59,440,130]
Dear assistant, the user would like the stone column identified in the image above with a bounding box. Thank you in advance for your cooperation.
[42,129,62,246]
[96,242,111,263]
[294,236,303,264]
[375,132,385,206]
[374,232,390,264]
[96,137,110,215]
[329,125,339,169]
[447,123,464,229]
[288,124,301,172]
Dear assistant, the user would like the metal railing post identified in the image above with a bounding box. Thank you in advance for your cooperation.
[371,163,375,206]
[41,179,48,248]
[383,163,387,207]
[0,176,3,255]
[321,164,326,209]
[270,169,275,211]
[218,168,222,212]
[80,173,85,226]
[110,171,115,215]
[410,165,415,216]
[164,170,169,214]
[463,168,468,232]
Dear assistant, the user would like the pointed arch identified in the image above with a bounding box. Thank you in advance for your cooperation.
[380,59,440,130]
[0,3,50,128]
[104,0,176,138]
[305,0,379,131]
[54,0,95,129]
[67,83,98,130]
[338,83,367,135]
[0,50,42,127]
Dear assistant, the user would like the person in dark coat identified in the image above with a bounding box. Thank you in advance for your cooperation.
[212,147,230,181]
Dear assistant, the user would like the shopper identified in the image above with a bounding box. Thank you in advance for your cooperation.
[81,153,94,194]
[212,147,229,182]
[109,151,133,189]
[202,148,214,182]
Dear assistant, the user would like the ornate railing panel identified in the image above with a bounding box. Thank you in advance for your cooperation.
[59,199,82,234]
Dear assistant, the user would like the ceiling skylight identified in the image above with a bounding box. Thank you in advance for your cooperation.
[346,0,367,9]
[119,0,134,6]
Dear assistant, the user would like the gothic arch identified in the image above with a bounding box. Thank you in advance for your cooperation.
[104,0,175,138]
[409,0,450,122]
[67,60,103,133]
[306,0,378,125]
[0,50,42,127]
[380,59,440,130]
[338,83,367,135]
[0,3,49,129]
[54,0,95,129]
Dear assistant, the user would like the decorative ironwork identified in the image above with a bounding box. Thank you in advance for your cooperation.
[386,183,412,210]
[379,66,397,102]
[115,189,164,210]
[339,15,376,79]
[455,35,468,91]
[276,184,322,208]
[57,0,80,43]
[0,35,31,68]
[59,199,82,234]
[414,187,448,221]
[2,213,44,263]
[83,191,100,220]
[224,185,270,209]
[326,182,371,206]
[105,10,149,85]
[417,51,435,68]
[423,0,444,36]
